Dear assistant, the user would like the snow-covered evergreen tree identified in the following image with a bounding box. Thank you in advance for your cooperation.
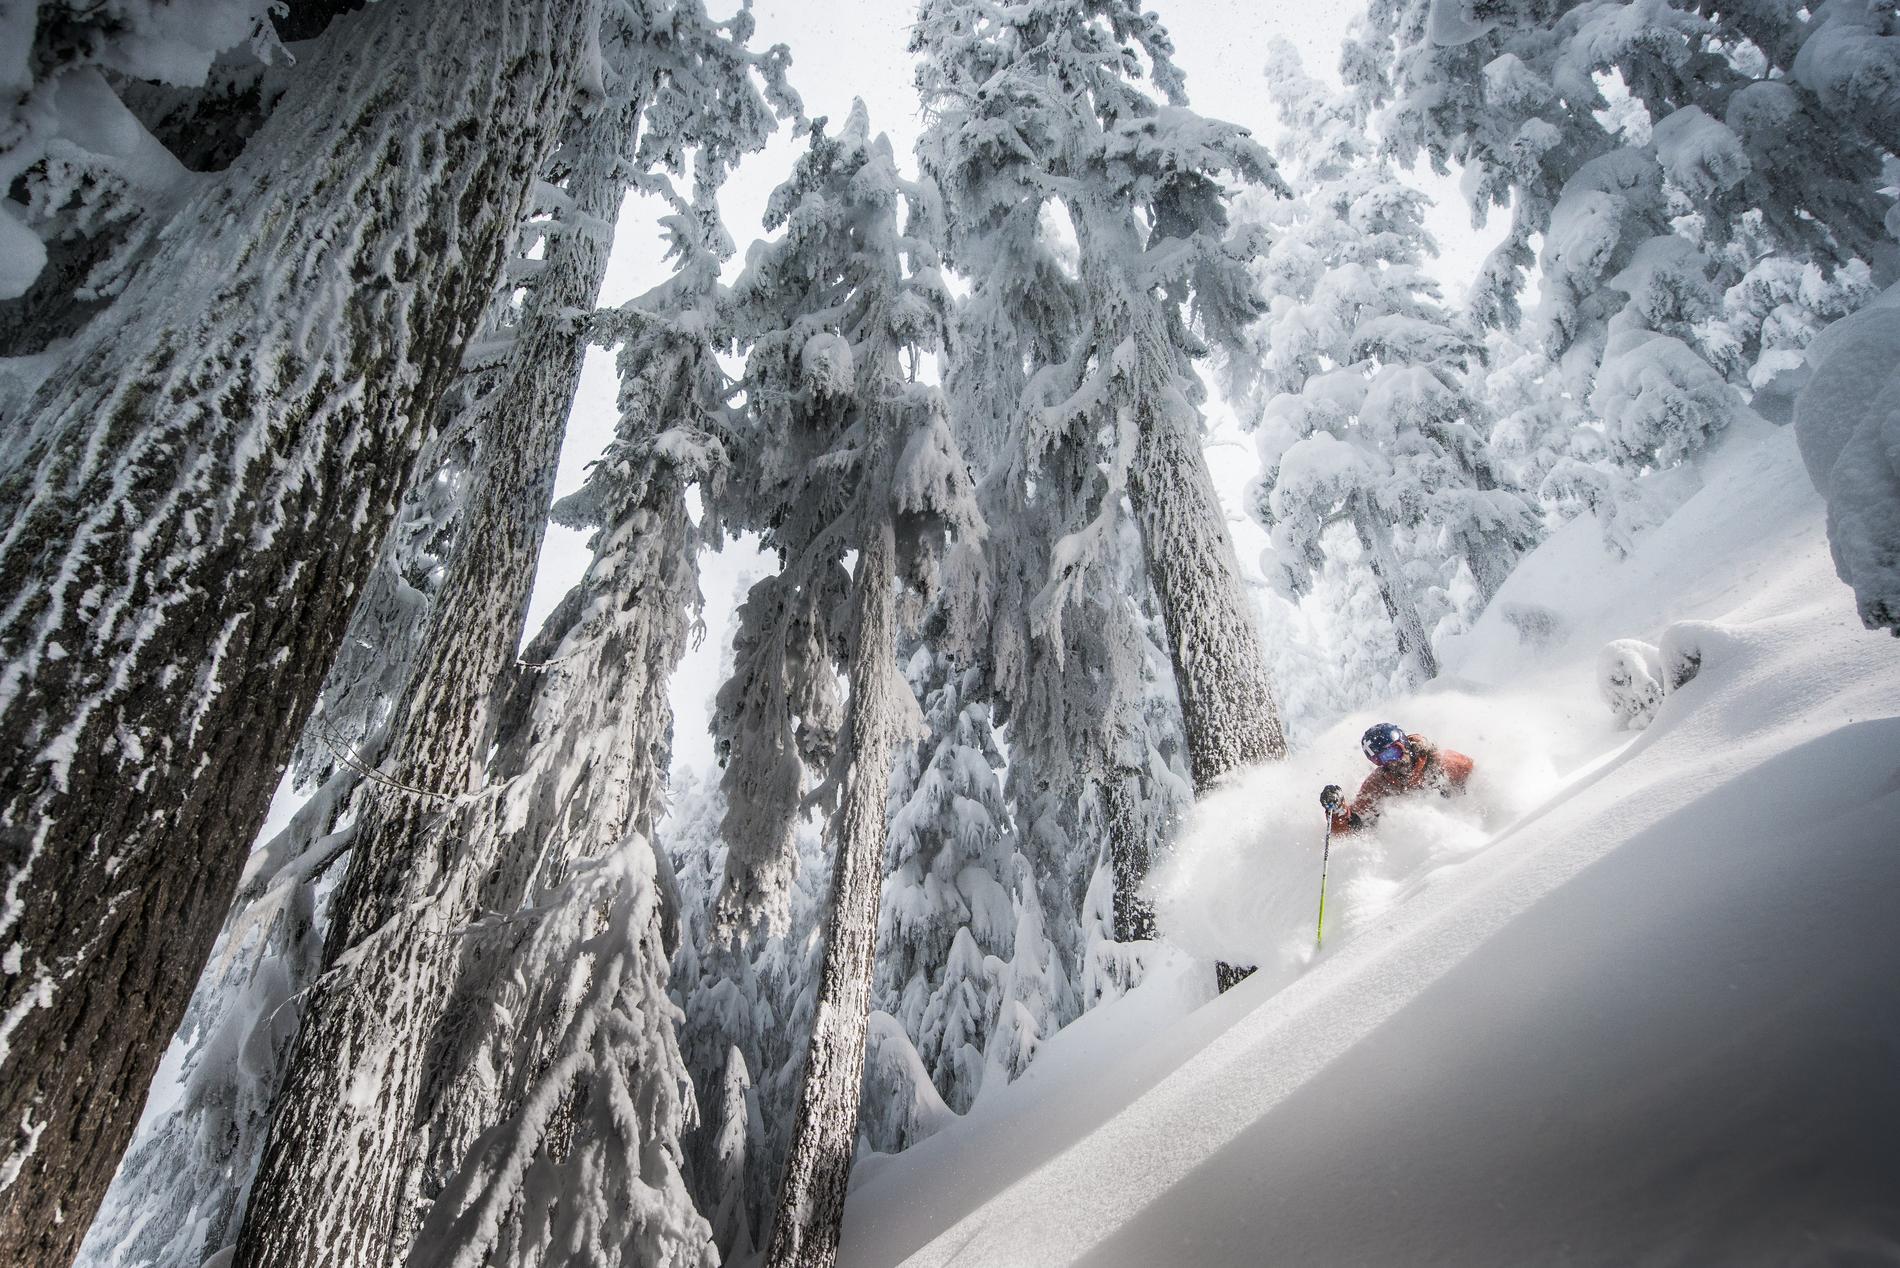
[663,770,765,1263]
[1349,0,1894,500]
[1351,0,1890,338]
[672,769,835,1266]
[868,643,1013,1127]
[420,186,764,1267]
[700,102,983,1267]
[913,0,1288,795]
[859,618,1076,1152]
[913,158,1104,1023]
[1237,41,1538,686]
[0,5,598,1259]
[1793,287,1900,634]
[401,201,738,1268]
[225,8,794,1264]
[75,94,556,1268]
[908,0,1267,1022]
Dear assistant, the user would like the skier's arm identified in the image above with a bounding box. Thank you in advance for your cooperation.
[1320,784,1363,834]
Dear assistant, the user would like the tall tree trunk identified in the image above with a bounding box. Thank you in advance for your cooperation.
[78,399,481,1266]
[0,3,588,1264]
[1099,252,1286,999]
[1126,397,1289,786]
[764,521,905,1268]
[233,51,618,1268]
[1350,493,1441,685]
[1101,771,1158,942]
[1069,198,1286,797]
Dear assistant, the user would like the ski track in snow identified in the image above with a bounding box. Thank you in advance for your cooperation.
[838,426,1900,1267]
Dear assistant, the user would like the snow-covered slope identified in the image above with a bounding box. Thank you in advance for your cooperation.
[838,424,1900,1266]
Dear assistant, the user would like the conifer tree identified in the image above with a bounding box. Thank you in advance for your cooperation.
[912,0,1289,796]
[860,621,1076,1149]
[1348,0,1893,507]
[0,5,599,1259]
[1238,41,1537,685]
[74,132,559,1268]
[402,200,738,1268]
[233,7,794,1262]
[709,104,983,1268]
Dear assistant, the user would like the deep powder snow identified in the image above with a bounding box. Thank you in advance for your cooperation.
[837,424,1900,1267]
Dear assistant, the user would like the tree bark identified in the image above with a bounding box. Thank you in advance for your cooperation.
[0,2,591,1264]
[1127,398,1289,787]
[764,521,904,1268]
[233,42,618,1267]
[1101,771,1158,942]
[1079,224,1287,998]
[1351,493,1441,686]
[1071,205,1287,793]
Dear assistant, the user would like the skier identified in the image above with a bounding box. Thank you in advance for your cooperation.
[1320,722,1474,835]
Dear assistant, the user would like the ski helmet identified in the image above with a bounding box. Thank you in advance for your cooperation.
[1361,722,1408,765]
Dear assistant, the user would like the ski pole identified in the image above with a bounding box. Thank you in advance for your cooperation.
[1316,817,1333,949]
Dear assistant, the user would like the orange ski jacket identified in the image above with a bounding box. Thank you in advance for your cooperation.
[1328,734,1474,835]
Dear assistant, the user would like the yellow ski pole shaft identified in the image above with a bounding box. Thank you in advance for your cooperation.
[1316,818,1333,949]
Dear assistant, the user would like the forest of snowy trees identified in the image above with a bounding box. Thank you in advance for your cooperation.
[2,0,1899,1265]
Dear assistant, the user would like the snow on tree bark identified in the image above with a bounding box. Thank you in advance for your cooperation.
[287,423,476,788]
[707,106,973,1266]
[763,522,906,1268]
[0,3,591,1262]
[80,263,502,1268]
[75,757,368,1268]
[233,4,799,1253]
[231,51,621,1267]
[1350,493,1441,685]
[1124,371,1289,787]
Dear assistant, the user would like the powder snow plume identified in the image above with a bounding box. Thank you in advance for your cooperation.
[1149,683,1588,989]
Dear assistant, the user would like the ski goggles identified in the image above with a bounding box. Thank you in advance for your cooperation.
[1373,742,1407,765]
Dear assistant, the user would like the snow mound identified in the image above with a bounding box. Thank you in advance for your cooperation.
[1596,637,1664,728]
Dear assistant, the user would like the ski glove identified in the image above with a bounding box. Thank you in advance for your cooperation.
[1320,784,1344,813]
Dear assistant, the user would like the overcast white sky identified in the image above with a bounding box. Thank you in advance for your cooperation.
[523,0,1491,778]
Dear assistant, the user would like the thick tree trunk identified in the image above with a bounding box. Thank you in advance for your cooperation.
[234,52,618,1268]
[74,758,368,1268]
[0,3,587,1264]
[1075,215,1285,998]
[1351,494,1441,685]
[1067,200,1285,793]
[80,402,477,1266]
[764,522,904,1268]
[1101,771,1158,942]
[1127,400,1288,787]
